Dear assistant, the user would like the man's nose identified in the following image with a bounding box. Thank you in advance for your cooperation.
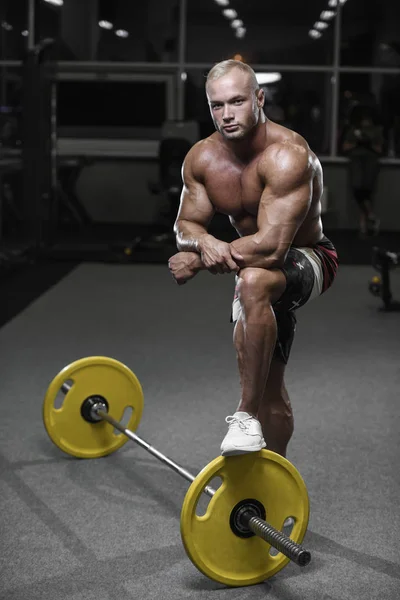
[222,105,234,121]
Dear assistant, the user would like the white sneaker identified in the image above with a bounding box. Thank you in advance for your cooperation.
[220,411,266,456]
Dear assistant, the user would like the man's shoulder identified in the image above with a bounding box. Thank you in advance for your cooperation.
[257,126,316,187]
[260,139,311,174]
[185,134,222,172]
[190,133,221,157]
[262,121,310,159]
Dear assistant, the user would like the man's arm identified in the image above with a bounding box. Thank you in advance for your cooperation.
[173,144,241,274]
[230,143,313,270]
[174,144,216,253]
[342,127,358,154]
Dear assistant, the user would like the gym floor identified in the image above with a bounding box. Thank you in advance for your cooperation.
[0,231,399,600]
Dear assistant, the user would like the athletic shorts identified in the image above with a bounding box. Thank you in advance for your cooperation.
[230,235,339,364]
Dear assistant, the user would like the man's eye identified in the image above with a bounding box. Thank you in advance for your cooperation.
[212,104,222,109]
[234,99,243,105]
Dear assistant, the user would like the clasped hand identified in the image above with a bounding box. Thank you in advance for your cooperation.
[200,237,243,274]
[168,252,201,285]
[168,238,245,285]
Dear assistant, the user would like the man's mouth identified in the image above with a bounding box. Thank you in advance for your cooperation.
[224,124,239,131]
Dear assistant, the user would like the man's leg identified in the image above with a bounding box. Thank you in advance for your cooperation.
[353,188,379,235]
[257,358,294,458]
[221,267,286,456]
[234,267,287,416]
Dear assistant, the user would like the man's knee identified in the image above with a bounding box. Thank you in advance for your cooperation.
[237,267,286,305]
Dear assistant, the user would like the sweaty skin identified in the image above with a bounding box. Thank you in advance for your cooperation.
[169,119,324,282]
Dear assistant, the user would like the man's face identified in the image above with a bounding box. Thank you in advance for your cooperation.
[206,70,263,140]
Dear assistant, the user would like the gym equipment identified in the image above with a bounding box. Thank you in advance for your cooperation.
[22,39,56,250]
[368,275,381,297]
[181,451,309,586]
[369,247,400,311]
[136,134,193,251]
[43,356,144,458]
[43,356,311,587]
[0,156,35,277]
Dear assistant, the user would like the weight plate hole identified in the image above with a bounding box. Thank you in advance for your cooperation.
[195,476,223,517]
[113,406,133,435]
[283,516,295,536]
[54,379,74,409]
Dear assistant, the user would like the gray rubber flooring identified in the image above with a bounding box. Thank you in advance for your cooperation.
[0,263,399,600]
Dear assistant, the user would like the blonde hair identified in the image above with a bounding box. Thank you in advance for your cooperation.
[206,59,259,92]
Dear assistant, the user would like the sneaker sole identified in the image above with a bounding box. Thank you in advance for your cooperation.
[221,442,266,457]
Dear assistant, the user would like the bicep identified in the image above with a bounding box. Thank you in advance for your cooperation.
[255,162,313,252]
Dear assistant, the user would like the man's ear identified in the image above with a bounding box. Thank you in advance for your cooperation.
[257,88,265,109]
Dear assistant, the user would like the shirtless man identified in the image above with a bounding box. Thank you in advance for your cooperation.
[168,60,338,458]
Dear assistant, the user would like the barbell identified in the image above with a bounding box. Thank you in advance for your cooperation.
[43,356,311,587]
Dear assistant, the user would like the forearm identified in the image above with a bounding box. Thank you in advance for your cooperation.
[174,219,216,253]
[178,251,272,273]
[230,235,282,270]
[236,253,280,269]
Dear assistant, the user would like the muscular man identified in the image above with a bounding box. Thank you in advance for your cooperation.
[168,60,338,458]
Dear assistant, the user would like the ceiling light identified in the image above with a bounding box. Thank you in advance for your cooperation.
[115,29,129,38]
[43,0,64,5]
[214,0,230,5]
[320,10,336,20]
[1,21,13,31]
[22,30,29,36]
[255,72,282,85]
[235,27,246,38]
[231,19,244,29]
[309,29,322,39]
[314,21,329,30]
[99,20,113,30]
[223,9,237,19]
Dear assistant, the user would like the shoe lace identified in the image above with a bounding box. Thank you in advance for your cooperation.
[225,415,251,431]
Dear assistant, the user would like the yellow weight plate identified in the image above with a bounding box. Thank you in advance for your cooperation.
[43,356,144,458]
[181,450,309,587]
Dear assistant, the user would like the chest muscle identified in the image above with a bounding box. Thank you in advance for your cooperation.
[204,161,263,218]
